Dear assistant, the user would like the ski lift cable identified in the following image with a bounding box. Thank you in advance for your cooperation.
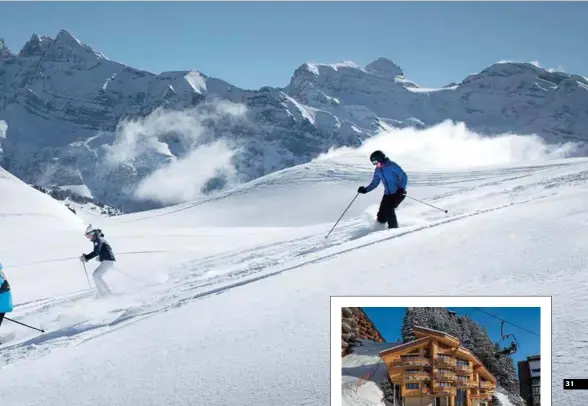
[471,307,540,337]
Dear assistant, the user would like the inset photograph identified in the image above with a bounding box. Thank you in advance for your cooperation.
[332,297,550,406]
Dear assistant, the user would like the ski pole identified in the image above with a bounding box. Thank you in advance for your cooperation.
[325,193,360,239]
[82,262,92,289]
[113,267,143,283]
[405,195,448,213]
[5,317,45,332]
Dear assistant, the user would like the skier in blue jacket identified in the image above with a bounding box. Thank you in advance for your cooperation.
[0,262,14,331]
[357,150,408,228]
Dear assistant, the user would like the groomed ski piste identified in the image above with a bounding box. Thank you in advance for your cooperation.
[0,124,586,405]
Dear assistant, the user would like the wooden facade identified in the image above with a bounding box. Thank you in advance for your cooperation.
[379,326,497,406]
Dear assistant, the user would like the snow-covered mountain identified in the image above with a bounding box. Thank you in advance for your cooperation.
[1,30,586,211]
[31,184,124,219]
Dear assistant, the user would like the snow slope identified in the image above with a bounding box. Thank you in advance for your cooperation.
[0,146,585,404]
[342,341,395,406]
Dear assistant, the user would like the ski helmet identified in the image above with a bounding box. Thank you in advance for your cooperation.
[85,224,98,239]
[370,150,386,165]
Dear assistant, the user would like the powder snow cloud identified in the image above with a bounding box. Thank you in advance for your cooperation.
[102,100,247,204]
[316,120,578,169]
[0,120,7,140]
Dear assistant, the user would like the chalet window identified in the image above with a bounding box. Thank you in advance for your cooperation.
[406,383,419,389]
[456,359,469,366]
[439,382,450,387]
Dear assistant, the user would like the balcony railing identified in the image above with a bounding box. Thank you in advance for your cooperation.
[393,357,431,367]
[403,388,433,397]
[470,393,493,400]
[404,372,432,381]
[434,385,457,395]
[479,381,494,389]
[455,380,478,388]
[435,373,457,381]
[435,357,456,367]
[454,364,472,374]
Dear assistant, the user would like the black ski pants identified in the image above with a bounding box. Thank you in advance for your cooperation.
[0,312,4,328]
[377,192,406,228]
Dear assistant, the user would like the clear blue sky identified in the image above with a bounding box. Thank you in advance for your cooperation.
[0,2,586,90]
[362,307,541,374]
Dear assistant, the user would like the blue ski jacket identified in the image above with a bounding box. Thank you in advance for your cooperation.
[0,265,13,313]
[365,158,408,195]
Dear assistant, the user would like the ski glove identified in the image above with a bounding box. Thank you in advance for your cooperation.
[80,254,87,263]
[397,188,406,195]
[357,186,367,194]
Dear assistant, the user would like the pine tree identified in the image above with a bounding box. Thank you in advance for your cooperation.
[401,308,416,342]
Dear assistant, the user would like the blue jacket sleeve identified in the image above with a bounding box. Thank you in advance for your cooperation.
[394,163,408,189]
[364,169,381,193]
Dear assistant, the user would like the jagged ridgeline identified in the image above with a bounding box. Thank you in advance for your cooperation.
[401,307,524,405]
[1,30,587,213]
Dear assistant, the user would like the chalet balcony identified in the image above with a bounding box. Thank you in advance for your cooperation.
[404,371,432,381]
[435,373,457,381]
[470,393,493,400]
[479,381,494,389]
[435,357,456,367]
[455,379,478,388]
[454,364,473,374]
[393,357,432,367]
[404,388,433,397]
[433,385,457,395]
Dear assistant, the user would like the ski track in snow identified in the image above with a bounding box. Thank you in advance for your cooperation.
[2,159,585,371]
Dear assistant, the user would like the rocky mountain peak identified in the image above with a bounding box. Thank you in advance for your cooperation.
[54,29,82,47]
[0,38,14,60]
[18,29,104,62]
[18,34,52,57]
[365,57,403,77]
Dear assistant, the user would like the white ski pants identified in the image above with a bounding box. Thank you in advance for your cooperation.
[93,260,114,296]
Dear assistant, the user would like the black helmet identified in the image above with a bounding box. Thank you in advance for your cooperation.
[370,150,386,165]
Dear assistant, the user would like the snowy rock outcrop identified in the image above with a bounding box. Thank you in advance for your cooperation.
[0,30,586,211]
